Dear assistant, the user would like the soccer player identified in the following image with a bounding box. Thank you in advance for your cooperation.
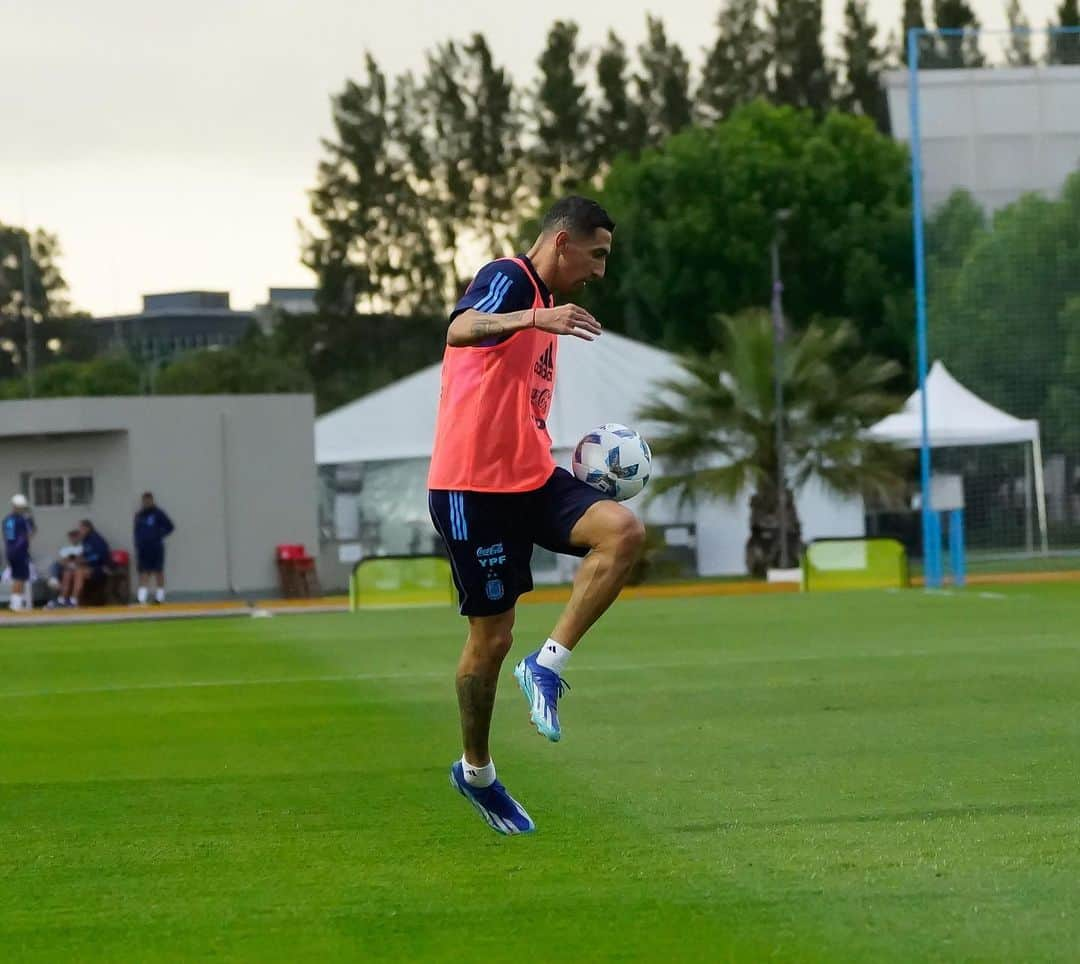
[72,519,112,605]
[429,196,645,835]
[3,494,35,612]
[133,492,175,604]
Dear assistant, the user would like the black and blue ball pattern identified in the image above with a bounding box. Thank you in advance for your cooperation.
[571,423,653,502]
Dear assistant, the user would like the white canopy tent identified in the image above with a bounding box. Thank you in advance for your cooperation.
[316,331,866,579]
[316,329,690,461]
[867,360,1048,552]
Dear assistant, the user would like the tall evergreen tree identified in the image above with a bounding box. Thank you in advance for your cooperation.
[1049,0,1080,64]
[420,36,523,292]
[459,34,524,253]
[771,0,834,113]
[635,16,694,144]
[840,0,891,132]
[900,0,928,65]
[933,0,984,68]
[698,0,769,124]
[1004,0,1034,66]
[590,31,648,169]
[532,21,593,198]
[304,54,407,315]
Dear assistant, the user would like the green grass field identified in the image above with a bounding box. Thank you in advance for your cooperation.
[2,586,1079,962]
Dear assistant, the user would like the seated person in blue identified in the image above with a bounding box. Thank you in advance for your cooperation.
[72,519,112,606]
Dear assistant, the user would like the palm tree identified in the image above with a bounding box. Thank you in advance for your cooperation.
[637,310,909,577]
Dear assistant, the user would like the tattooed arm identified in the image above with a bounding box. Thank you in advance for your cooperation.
[446,308,536,347]
[446,304,601,347]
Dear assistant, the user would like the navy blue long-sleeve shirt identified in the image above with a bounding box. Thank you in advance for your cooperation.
[134,507,174,548]
[81,530,112,568]
[3,513,33,559]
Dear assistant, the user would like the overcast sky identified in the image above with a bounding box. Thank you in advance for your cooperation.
[0,0,1058,316]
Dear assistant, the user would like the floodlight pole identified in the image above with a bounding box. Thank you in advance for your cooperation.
[771,210,792,570]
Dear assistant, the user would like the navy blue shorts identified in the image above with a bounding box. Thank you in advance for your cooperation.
[137,544,164,573]
[7,553,30,582]
[429,468,611,616]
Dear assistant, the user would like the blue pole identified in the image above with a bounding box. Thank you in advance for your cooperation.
[907,28,940,589]
[949,509,966,588]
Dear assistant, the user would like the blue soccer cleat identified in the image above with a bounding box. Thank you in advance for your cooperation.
[449,761,535,836]
[514,652,570,742]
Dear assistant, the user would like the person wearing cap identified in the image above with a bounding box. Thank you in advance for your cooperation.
[3,495,35,612]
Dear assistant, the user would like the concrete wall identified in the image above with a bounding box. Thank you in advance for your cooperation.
[885,65,1080,212]
[0,395,316,597]
[0,431,130,569]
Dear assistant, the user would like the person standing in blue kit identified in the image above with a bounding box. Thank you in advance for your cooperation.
[133,492,174,605]
[3,494,35,613]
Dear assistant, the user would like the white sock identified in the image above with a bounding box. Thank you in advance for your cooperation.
[462,756,496,788]
[155,588,166,603]
[536,638,572,675]
[9,596,22,612]
[137,587,149,604]
[68,597,78,606]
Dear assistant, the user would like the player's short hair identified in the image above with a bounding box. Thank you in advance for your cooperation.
[542,196,615,238]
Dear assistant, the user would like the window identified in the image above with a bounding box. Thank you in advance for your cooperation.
[31,476,65,507]
[69,475,94,505]
[27,472,94,508]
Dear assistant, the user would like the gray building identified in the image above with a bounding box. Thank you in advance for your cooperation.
[254,288,317,334]
[885,64,1080,211]
[93,291,255,362]
[91,288,317,361]
[0,394,317,599]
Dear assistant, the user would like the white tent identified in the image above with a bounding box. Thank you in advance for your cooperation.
[868,360,1048,551]
[316,331,865,577]
[315,329,689,462]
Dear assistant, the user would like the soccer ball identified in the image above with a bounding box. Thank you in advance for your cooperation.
[572,423,652,502]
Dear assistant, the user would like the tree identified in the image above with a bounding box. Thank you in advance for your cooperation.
[770,0,834,113]
[840,0,891,132]
[304,55,420,316]
[900,0,928,64]
[0,354,140,400]
[698,0,769,124]
[929,173,1080,454]
[1004,0,1034,66]
[932,0,984,68]
[156,332,311,396]
[585,103,913,369]
[271,309,445,414]
[589,31,648,170]
[532,21,593,197]
[638,311,907,577]
[635,16,694,144]
[1049,0,1080,64]
[422,35,524,267]
[0,223,92,385]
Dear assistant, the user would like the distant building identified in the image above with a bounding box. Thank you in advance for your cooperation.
[254,287,317,334]
[93,291,254,362]
[92,288,318,360]
[885,64,1080,212]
